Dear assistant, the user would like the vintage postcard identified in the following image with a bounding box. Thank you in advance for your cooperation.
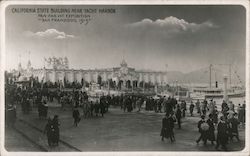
[0,0,249,156]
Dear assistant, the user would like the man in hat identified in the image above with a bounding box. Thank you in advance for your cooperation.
[73,106,80,127]
[189,101,195,117]
[207,114,215,145]
[161,114,168,141]
[160,113,175,142]
[201,100,207,116]
[44,117,53,147]
[175,105,182,129]
[181,101,187,117]
[195,100,201,115]
[52,115,60,146]
[100,96,106,117]
[196,115,209,145]
[228,113,240,142]
[215,116,229,151]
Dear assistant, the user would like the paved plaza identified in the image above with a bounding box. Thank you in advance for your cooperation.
[5,103,245,152]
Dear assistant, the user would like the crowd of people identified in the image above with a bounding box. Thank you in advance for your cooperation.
[159,97,245,151]
[195,99,245,151]
[5,80,246,151]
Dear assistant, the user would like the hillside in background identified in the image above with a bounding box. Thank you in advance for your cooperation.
[167,67,245,87]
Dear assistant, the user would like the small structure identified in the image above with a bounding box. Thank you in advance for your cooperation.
[15,76,30,88]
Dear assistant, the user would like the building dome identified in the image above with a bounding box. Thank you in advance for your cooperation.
[27,60,31,67]
[18,62,22,71]
[120,59,127,67]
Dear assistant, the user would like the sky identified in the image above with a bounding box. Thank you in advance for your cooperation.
[5,5,246,77]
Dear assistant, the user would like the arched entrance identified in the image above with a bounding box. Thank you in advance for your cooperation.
[139,81,144,88]
[126,80,131,88]
[118,80,124,89]
[133,80,138,88]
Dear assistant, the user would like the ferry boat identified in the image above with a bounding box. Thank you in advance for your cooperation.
[190,87,245,100]
[189,64,245,100]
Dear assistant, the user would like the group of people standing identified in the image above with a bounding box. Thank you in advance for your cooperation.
[159,97,244,151]
[196,112,240,151]
[195,99,244,151]
[160,112,176,142]
[72,96,108,127]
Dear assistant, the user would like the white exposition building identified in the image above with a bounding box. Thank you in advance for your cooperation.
[15,57,168,89]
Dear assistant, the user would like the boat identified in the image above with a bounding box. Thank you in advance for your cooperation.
[190,87,245,100]
[189,64,245,100]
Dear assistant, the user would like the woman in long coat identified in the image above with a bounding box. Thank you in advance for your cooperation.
[44,118,53,147]
[176,105,182,129]
[73,107,80,127]
[100,98,106,117]
[52,115,60,146]
[215,116,229,151]
[207,114,215,144]
[94,100,100,116]
[228,113,240,142]
[161,114,175,142]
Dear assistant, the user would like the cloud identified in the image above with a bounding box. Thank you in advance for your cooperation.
[24,29,75,39]
[128,16,217,33]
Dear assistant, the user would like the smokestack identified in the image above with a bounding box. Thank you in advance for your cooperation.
[223,75,228,103]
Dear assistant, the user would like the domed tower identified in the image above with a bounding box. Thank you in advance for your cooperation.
[18,62,22,72]
[27,60,32,72]
[120,59,128,67]
[63,57,69,69]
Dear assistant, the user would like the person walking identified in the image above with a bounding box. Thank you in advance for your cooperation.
[136,98,142,112]
[189,101,195,116]
[43,101,48,119]
[228,113,240,142]
[213,106,219,124]
[181,101,187,117]
[195,100,201,115]
[242,103,246,125]
[44,118,53,147]
[176,105,182,129]
[196,115,209,145]
[215,116,229,151]
[207,114,215,145]
[238,104,244,125]
[229,101,235,112]
[221,100,228,113]
[127,96,133,112]
[157,98,163,113]
[160,113,175,142]
[123,97,127,112]
[201,100,207,116]
[90,101,94,117]
[100,98,105,117]
[52,115,60,146]
[94,100,99,117]
[73,106,80,127]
